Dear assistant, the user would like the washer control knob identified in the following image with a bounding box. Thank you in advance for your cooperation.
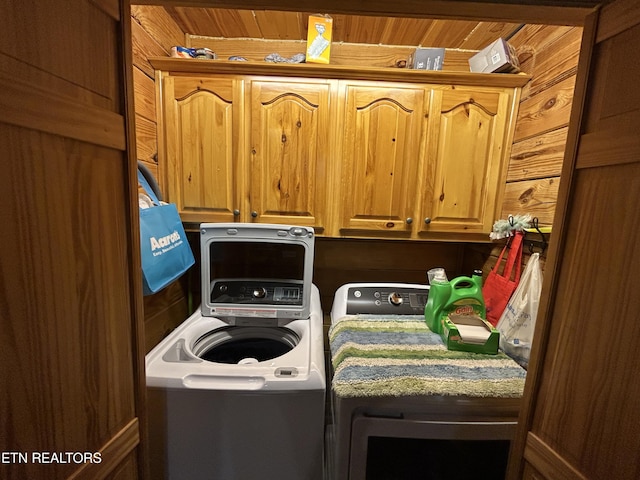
[388,292,403,306]
[253,287,267,299]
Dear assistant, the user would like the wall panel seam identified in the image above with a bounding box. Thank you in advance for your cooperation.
[0,76,126,150]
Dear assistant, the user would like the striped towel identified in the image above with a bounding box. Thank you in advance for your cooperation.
[329,315,526,398]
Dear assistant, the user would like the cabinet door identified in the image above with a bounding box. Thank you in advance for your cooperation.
[337,82,427,236]
[509,7,640,479]
[1,1,144,478]
[161,75,242,224]
[249,78,332,232]
[419,87,514,239]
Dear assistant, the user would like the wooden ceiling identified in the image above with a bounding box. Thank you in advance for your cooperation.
[134,0,610,40]
[163,7,529,50]
[150,0,607,51]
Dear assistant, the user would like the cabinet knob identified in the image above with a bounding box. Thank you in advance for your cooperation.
[251,211,258,218]
[233,209,240,216]
[406,217,413,225]
[424,217,432,225]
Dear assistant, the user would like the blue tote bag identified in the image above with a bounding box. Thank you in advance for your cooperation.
[137,169,195,295]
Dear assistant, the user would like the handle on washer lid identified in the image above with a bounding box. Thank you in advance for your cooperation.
[182,375,266,390]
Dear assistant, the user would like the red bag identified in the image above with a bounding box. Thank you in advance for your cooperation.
[483,231,524,326]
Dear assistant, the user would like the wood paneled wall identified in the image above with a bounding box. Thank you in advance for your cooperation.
[131,5,184,179]
[131,6,193,352]
[314,239,466,311]
[466,25,583,279]
[502,25,582,225]
[187,35,476,71]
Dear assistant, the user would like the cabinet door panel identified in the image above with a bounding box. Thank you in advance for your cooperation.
[163,76,241,224]
[156,68,519,241]
[250,79,331,231]
[420,87,511,237]
[338,83,426,236]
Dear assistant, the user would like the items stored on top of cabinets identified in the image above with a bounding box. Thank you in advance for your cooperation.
[152,59,527,241]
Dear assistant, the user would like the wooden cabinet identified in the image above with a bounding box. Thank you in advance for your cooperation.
[153,60,525,241]
[159,74,333,231]
[336,81,428,236]
[248,78,334,232]
[335,82,518,241]
[160,75,243,224]
[419,86,517,239]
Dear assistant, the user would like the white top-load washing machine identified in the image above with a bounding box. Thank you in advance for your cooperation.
[146,224,325,480]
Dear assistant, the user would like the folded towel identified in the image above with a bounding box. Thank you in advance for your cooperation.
[329,315,526,398]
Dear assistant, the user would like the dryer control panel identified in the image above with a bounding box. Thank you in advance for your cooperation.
[345,286,429,315]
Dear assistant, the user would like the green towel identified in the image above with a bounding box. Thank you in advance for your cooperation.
[329,315,526,398]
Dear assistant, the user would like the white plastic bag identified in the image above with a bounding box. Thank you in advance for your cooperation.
[496,253,543,369]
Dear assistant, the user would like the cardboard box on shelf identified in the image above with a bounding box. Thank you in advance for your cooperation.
[410,47,445,71]
[469,38,520,73]
[306,14,333,64]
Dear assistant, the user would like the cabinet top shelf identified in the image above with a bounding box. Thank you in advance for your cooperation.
[149,57,531,88]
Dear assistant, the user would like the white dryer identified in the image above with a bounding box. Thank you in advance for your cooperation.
[146,224,325,480]
[328,283,521,480]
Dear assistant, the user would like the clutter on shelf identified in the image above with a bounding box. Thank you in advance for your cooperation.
[264,53,306,63]
[408,47,445,71]
[170,46,216,59]
[306,14,333,64]
[469,37,520,73]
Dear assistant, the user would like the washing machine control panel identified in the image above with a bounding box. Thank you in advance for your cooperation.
[345,286,429,315]
[211,280,303,306]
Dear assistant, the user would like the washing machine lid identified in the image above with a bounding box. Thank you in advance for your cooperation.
[200,223,315,320]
